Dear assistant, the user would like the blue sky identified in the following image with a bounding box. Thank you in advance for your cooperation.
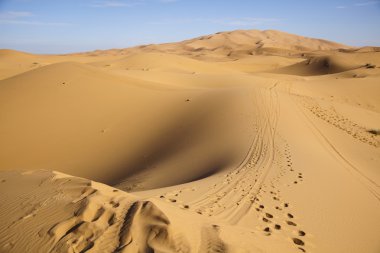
[0,0,379,53]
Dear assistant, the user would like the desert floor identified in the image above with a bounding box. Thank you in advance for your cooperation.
[0,30,379,253]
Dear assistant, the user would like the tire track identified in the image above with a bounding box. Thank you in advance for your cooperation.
[187,84,281,224]
[291,94,380,201]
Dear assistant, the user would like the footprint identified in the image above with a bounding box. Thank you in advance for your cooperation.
[265,213,273,219]
[292,238,305,246]
[287,213,294,219]
[108,213,116,226]
[91,207,105,222]
[286,221,297,226]
[298,230,306,236]
[274,224,281,230]
[110,201,120,208]
[263,227,271,232]
[262,217,271,223]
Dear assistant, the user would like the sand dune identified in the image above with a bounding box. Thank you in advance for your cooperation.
[274,51,380,76]
[1,29,380,253]
[0,61,252,189]
[274,55,360,75]
[73,29,352,61]
[90,52,233,74]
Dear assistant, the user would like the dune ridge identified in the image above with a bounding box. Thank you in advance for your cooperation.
[69,29,352,60]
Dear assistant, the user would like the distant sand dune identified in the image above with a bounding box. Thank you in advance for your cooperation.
[274,52,380,76]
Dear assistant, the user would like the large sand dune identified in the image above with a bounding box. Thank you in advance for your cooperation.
[0,29,379,253]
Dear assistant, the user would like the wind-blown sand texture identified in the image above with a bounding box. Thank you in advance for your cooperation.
[0,30,379,253]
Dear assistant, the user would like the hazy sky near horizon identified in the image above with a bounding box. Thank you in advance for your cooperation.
[0,0,379,53]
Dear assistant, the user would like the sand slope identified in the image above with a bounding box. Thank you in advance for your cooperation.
[0,170,301,253]
[0,60,252,189]
[0,29,380,253]
[0,170,194,252]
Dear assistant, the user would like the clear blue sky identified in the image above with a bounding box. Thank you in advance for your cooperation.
[0,0,379,54]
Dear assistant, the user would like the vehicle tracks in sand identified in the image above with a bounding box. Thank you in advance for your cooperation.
[292,94,380,201]
[158,85,311,252]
